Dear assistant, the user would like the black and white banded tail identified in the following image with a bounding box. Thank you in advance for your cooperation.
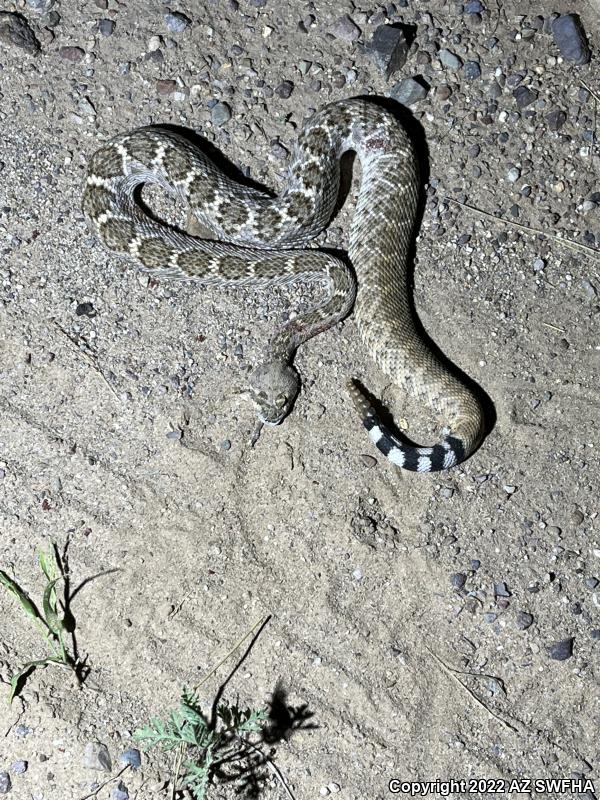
[348,380,469,473]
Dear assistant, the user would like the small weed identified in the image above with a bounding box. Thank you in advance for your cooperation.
[0,543,82,702]
[134,615,294,799]
[135,690,267,799]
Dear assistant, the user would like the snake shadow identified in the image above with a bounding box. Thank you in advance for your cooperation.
[330,95,496,453]
[138,102,495,452]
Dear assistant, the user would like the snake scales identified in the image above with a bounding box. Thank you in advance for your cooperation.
[83,97,484,472]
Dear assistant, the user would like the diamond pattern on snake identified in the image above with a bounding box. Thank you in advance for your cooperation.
[83,97,485,472]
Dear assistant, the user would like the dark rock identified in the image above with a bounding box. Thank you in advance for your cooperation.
[451,572,467,590]
[551,14,591,65]
[546,637,574,661]
[463,60,481,79]
[545,108,566,131]
[120,749,141,770]
[513,86,538,108]
[364,23,414,80]
[76,301,95,317]
[494,582,511,598]
[0,773,10,795]
[516,611,533,630]
[275,80,294,99]
[0,11,41,54]
[390,76,430,106]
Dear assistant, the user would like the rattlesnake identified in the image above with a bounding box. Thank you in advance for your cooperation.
[83,97,484,472]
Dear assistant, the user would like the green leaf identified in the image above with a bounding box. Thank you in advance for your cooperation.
[8,657,61,703]
[38,550,56,582]
[42,578,64,636]
[0,571,40,621]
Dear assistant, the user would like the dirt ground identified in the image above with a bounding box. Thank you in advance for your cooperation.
[0,0,598,798]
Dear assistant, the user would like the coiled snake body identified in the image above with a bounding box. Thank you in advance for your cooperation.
[83,98,484,472]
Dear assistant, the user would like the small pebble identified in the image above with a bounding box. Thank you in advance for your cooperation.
[14,725,32,738]
[546,637,574,661]
[438,49,462,70]
[84,742,112,772]
[545,109,566,131]
[221,439,231,451]
[513,86,537,108]
[330,15,361,43]
[503,485,516,494]
[164,11,190,33]
[111,782,129,800]
[275,80,294,99]
[451,572,467,590]
[494,582,511,598]
[328,784,341,794]
[360,454,377,468]
[166,429,182,441]
[464,0,485,11]
[533,258,545,271]
[585,577,599,590]
[9,761,27,775]
[211,102,232,127]
[59,45,85,62]
[0,773,10,795]
[483,612,498,623]
[119,749,141,770]
[439,486,454,499]
[156,79,176,96]
[463,60,481,79]
[390,76,429,106]
[515,611,533,630]
[98,18,114,36]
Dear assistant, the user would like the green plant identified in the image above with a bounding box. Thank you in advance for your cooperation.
[135,689,266,799]
[0,544,80,702]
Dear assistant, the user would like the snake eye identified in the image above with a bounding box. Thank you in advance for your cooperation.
[275,394,287,409]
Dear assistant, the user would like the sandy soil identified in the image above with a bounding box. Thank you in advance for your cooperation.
[0,0,598,798]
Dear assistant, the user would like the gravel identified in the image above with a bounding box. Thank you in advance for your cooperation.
[0,774,10,795]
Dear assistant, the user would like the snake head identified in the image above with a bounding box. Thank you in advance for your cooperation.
[247,362,300,425]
